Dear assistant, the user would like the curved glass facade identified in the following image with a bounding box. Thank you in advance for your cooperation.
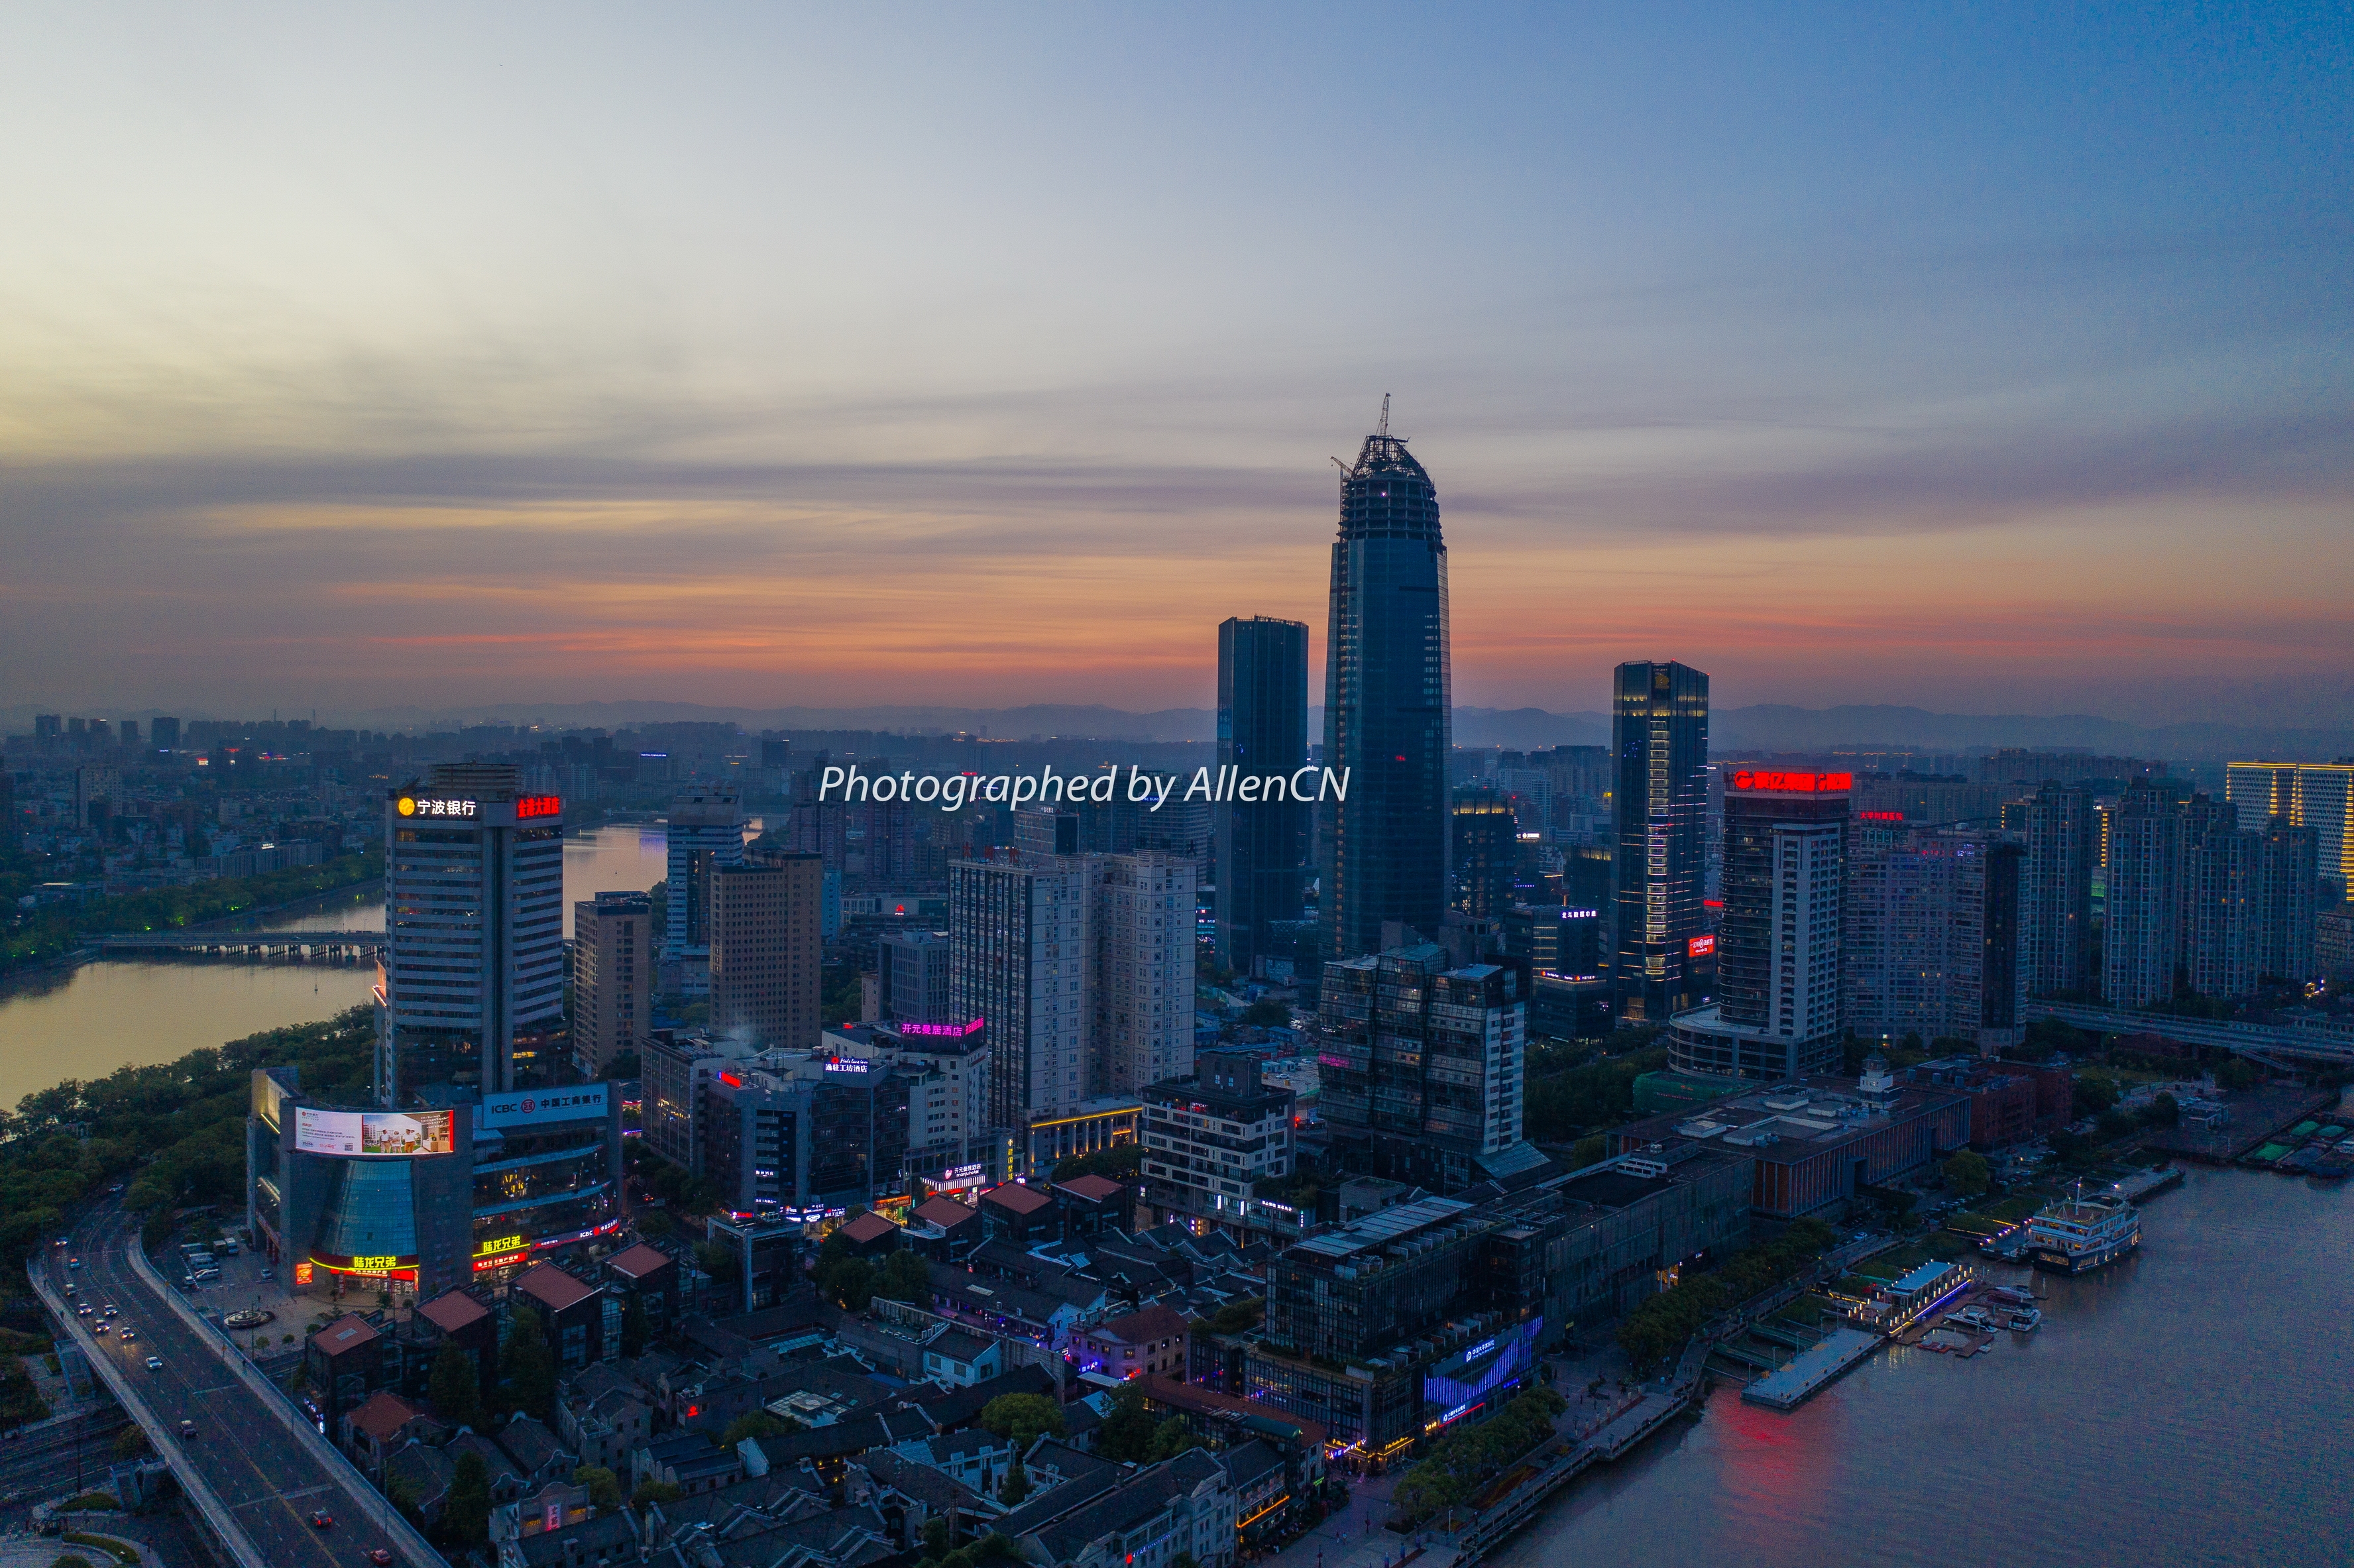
[313,1157,420,1261]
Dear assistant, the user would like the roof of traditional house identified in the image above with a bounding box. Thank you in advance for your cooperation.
[604,1242,675,1281]
[838,1212,901,1246]
[346,1390,421,1445]
[980,1182,1055,1217]
[311,1313,380,1358]
[516,1262,598,1314]
[416,1290,491,1335]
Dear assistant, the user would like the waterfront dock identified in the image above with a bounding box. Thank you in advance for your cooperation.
[1740,1325,1883,1410]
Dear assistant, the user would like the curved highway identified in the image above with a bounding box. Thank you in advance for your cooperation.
[52,1195,414,1568]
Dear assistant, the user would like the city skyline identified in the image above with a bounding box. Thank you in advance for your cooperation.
[3,7,2348,724]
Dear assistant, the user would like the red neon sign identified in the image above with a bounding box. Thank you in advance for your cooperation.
[1687,934,1716,958]
[516,795,563,819]
[1730,771,1852,793]
[718,1072,744,1088]
[1859,811,1904,822]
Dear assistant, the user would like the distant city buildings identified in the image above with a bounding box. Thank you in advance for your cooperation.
[2018,783,2098,997]
[663,789,744,992]
[2227,760,2354,900]
[1610,660,1711,1025]
[2105,783,2319,1005]
[875,927,954,1024]
[1844,820,2023,1051]
[1321,403,1451,961]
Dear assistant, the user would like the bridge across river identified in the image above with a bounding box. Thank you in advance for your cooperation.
[2025,1000,2354,1067]
[94,930,384,960]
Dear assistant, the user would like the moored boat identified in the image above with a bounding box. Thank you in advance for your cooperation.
[2024,1190,2141,1275]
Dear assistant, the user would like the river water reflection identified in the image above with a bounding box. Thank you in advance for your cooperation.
[0,822,669,1108]
[1494,1163,2351,1568]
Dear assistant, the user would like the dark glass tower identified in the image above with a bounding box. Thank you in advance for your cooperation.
[1611,661,1710,1023]
[1321,400,1451,960]
[1215,615,1311,974]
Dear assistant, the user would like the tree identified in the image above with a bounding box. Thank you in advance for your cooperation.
[2144,1092,2180,1129]
[1095,1384,1159,1463]
[113,1424,150,1459]
[632,1479,683,1509]
[620,1291,650,1359]
[875,1248,932,1306]
[1569,1135,1609,1170]
[720,1410,795,1447]
[919,1518,953,1561]
[695,1240,740,1285]
[2217,1058,2260,1092]
[997,1455,1030,1504]
[820,1256,877,1311]
[1241,997,1291,1028]
[2072,1074,2120,1119]
[444,1450,492,1544]
[430,1341,482,1429]
[1147,1414,1203,1461]
[636,1210,675,1240]
[1944,1150,1991,1198]
[500,1305,557,1423]
[978,1392,1065,1448]
[572,1464,624,1514]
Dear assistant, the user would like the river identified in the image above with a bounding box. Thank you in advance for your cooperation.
[0,821,670,1109]
[1494,1162,2351,1568]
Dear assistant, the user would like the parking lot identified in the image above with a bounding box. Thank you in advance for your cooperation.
[160,1235,383,1354]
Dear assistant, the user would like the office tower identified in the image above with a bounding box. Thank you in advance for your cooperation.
[2102,784,2184,1008]
[1215,615,1311,976]
[1610,661,1711,1023]
[33,715,61,743]
[2227,761,2354,897]
[1139,1048,1296,1242]
[1451,789,1518,919]
[709,852,824,1049]
[1321,400,1452,961]
[952,855,1097,1131]
[1667,770,1850,1080]
[573,890,651,1076]
[1094,852,1196,1095]
[149,715,180,754]
[1845,822,2025,1050]
[2018,784,2098,996]
[830,1019,993,1178]
[378,763,566,1103]
[638,1027,756,1175]
[702,1052,910,1215]
[117,719,139,747]
[2250,816,2320,981]
[73,765,117,828]
[1316,944,1531,1193]
[877,928,954,1023]
[665,789,744,991]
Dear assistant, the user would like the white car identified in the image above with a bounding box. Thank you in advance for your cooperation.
[144,1356,163,1372]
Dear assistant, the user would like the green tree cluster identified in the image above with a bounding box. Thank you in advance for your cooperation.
[443,1450,492,1544]
[1943,1150,1991,1197]
[1240,997,1292,1028]
[1094,1384,1203,1464]
[1520,1046,1671,1143]
[978,1392,1066,1448]
[1,851,384,974]
[429,1342,482,1429]
[571,1464,624,1513]
[1614,1219,1838,1369]
[1050,1144,1145,1184]
[500,1306,557,1423]
[1390,1388,1568,1522]
[918,1529,1020,1568]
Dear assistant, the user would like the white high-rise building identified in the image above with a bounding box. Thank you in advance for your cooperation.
[1095,852,1196,1095]
[665,789,744,993]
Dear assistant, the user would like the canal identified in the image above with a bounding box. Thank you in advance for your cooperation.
[0,820,670,1109]
[1492,1162,2351,1568]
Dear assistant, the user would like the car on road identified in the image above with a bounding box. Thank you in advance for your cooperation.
[119,1329,135,1343]
[309,1510,333,1530]
[66,1257,79,1270]
[369,1551,394,1565]
[91,1323,108,1336]
[259,1267,274,1282]
[76,1306,91,1317]
[102,1304,117,1316]
[144,1356,162,1372]
[180,1420,196,1439]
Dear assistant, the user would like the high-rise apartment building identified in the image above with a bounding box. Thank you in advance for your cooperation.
[1317,944,1531,1193]
[1668,770,1849,1080]
[150,716,180,753]
[1844,822,2023,1050]
[1215,615,1310,976]
[573,890,651,1076]
[952,855,1099,1131]
[1321,402,1451,960]
[2018,784,2098,997]
[877,928,954,1024]
[709,852,824,1050]
[1611,661,1711,1024]
[2102,783,2184,1008]
[2177,794,2256,1002]
[378,764,566,1103]
[2227,761,2354,897]
[948,846,1194,1133]
[665,789,744,990]
[2250,816,2320,981]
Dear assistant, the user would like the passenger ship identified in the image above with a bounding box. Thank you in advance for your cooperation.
[2023,1190,2141,1275]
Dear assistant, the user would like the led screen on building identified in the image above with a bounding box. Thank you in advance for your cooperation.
[292,1107,457,1156]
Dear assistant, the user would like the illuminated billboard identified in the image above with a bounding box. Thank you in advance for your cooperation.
[1687,934,1716,958]
[292,1107,457,1156]
[479,1084,610,1129]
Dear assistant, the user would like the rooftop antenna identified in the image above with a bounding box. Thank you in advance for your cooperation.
[1376,392,1392,440]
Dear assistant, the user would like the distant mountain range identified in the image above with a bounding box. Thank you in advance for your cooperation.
[5,699,2347,760]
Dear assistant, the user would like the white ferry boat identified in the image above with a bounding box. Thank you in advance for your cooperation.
[2023,1190,2141,1275]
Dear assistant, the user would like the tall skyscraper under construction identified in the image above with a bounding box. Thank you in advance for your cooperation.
[1321,398,1451,960]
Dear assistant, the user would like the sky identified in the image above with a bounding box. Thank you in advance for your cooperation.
[2,3,2349,726]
